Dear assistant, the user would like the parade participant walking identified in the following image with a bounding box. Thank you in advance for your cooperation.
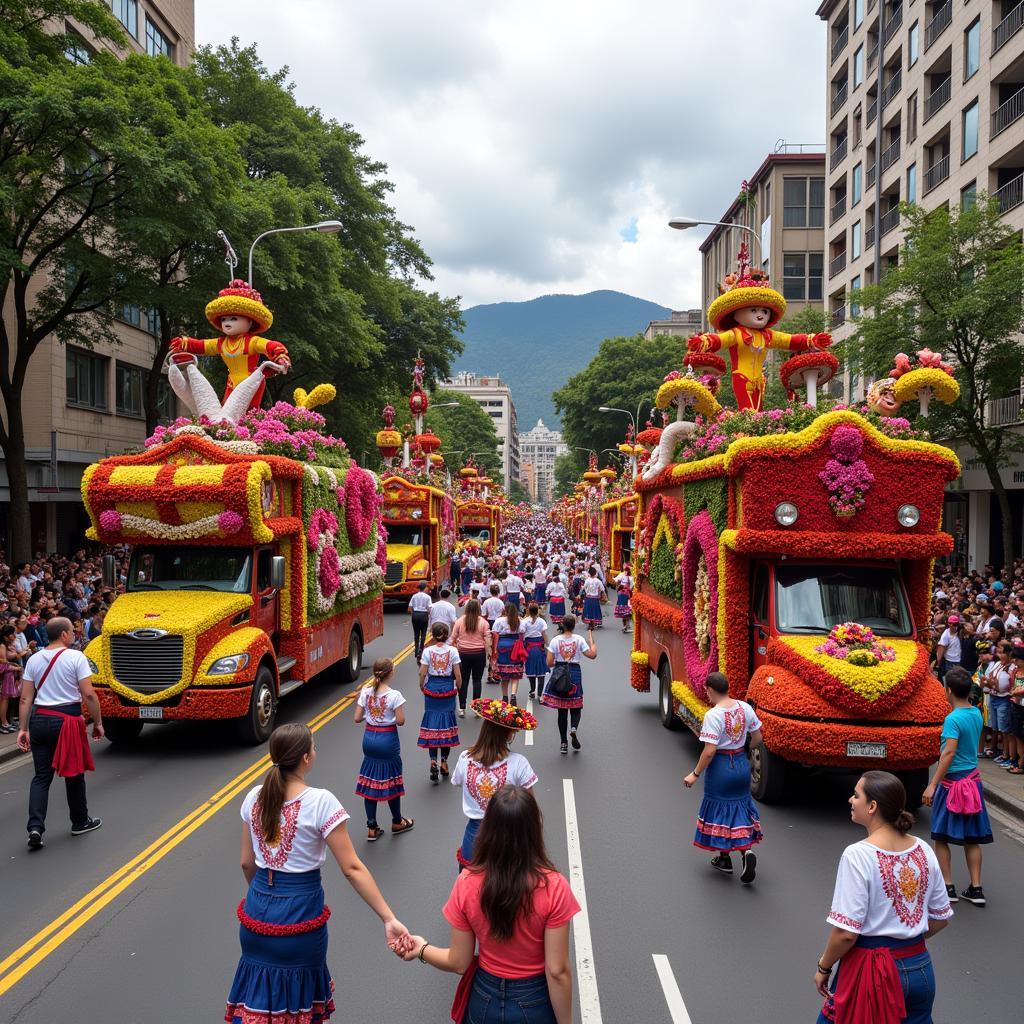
[504,569,523,610]
[418,623,462,783]
[545,571,568,624]
[481,585,505,630]
[17,616,103,849]
[922,666,992,906]
[523,604,549,699]
[227,723,410,1024]
[581,567,606,629]
[450,599,490,716]
[460,554,474,596]
[532,562,547,607]
[613,565,633,632]
[397,785,579,1024]
[353,658,414,842]
[491,603,527,705]
[814,771,953,1024]
[683,672,763,883]
[542,614,596,754]
[407,582,432,661]
[428,587,457,634]
[451,698,538,869]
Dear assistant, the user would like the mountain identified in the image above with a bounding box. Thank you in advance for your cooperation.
[454,290,673,431]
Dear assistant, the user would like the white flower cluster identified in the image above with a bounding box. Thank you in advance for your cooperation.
[336,548,383,602]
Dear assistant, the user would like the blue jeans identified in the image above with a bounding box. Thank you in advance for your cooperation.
[467,967,555,1024]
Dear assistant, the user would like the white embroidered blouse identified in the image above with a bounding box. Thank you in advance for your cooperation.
[451,750,538,819]
[698,701,761,751]
[241,785,349,872]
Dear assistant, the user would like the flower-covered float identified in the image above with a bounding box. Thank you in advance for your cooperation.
[629,257,961,806]
[80,284,384,746]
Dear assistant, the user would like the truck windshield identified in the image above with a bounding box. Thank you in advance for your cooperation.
[460,528,490,542]
[387,525,424,546]
[129,547,252,593]
[774,565,911,637]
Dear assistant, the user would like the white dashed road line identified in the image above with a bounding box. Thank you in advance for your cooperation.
[652,954,694,1024]
[525,697,534,744]
[563,778,603,1023]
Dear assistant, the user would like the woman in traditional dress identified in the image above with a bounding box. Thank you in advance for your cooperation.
[226,723,409,1024]
[450,600,490,717]
[532,562,548,607]
[542,614,596,755]
[814,771,953,1024]
[544,571,568,624]
[491,603,527,706]
[418,623,462,783]
[613,564,633,633]
[353,658,414,842]
[580,567,605,629]
[683,672,763,883]
[523,603,549,700]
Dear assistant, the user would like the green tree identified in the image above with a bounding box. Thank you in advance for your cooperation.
[507,478,529,504]
[552,334,682,462]
[423,389,502,481]
[843,198,1024,573]
[553,451,580,500]
[769,305,834,408]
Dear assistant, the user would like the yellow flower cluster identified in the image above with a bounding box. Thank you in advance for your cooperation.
[893,367,960,406]
[630,651,649,666]
[670,680,710,724]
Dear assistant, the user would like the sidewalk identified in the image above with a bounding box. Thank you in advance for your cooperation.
[0,728,25,766]
[978,755,1024,822]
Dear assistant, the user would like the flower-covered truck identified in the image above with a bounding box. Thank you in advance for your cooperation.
[455,500,502,552]
[600,493,637,573]
[81,406,385,745]
[380,476,456,600]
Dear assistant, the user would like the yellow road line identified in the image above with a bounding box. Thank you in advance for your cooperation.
[0,640,415,998]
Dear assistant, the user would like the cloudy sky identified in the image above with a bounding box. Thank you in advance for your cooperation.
[196,2,826,311]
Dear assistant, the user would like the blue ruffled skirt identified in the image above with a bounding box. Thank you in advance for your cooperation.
[547,597,566,620]
[540,661,583,710]
[418,675,459,749]
[929,769,994,845]
[225,868,334,1024]
[494,632,524,680]
[582,596,603,625]
[533,582,546,604]
[693,750,763,852]
[355,725,404,801]
[456,817,481,868]
[524,638,547,678]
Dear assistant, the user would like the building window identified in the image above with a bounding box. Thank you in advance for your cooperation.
[907,92,918,143]
[145,17,173,58]
[118,303,141,327]
[854,0,864,28]
[852,221,862,260]
[852,163,862,206]
[783,177,823,228]
[115,363,145,418]
[66,347,108,410]
[908,23,919,67]
[850,275,862,319]
[65,30,92,64]
[809,177,825,227]
[157,379,176,423]
[962,100,979,161]
[854,45,865,87]
[964,17,980,81]
[111,0,137,36]
[907,163,917,203]
[145,308,162,337]
[809,252,824,301]
[783,253,808,300]
[961,181,977,209]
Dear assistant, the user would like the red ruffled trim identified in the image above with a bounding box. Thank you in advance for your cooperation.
[226,997,335,1024]
[236,900,331,936]
[695,818,761,839]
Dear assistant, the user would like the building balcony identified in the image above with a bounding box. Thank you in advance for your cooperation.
[867,163,877,188]
[868,41,879,73]
[924,0,952,51]
[832,24,850,64]
[880,206,900,237]
[831,304,847,328]
[992,88,1024,139]
[866,221,876,248]
[882,6,903,46]
[831,195,848,224]
[993,0,1024,56]
[830,252,848,279]
[867,96,878,126]
[924,77,951,122]
[830,137,849,169]
[924,154,950,193]
[832,81,849,117]
[881,137,901,171]
[995,171,1024,214]
[985,393,1023,428]
[882,68,902,109]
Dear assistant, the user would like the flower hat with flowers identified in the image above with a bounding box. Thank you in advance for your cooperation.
[470,698,538,731]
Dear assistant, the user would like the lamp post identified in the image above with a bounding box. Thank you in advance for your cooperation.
[668,216,763,264]
[598,405,636,433]
[247,220,344,286]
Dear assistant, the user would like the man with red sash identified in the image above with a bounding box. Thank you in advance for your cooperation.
[17,616,104,850]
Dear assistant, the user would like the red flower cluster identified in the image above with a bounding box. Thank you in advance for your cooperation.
[237,901,332,935]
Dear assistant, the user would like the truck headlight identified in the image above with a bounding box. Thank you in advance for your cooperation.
[87,657,99,675]
[208,653,250,675]
[897,504,920,528]
[774,502,799,526]
[409,566,428,577]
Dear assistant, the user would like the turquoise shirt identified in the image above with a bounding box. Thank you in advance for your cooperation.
[940,706,983,774]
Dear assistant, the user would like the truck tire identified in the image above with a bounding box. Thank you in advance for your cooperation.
[237,665,276,745]
[749,733,788,803]
[104,718,144,745]
[898,768,929,811]
[658,662,682,731]
[338,629,363,684]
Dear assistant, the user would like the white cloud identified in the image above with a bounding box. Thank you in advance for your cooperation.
[196,1,826,309]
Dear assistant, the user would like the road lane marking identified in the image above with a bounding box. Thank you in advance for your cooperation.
[652,954,694,1024]
[563,779,602,1023]
[525,697,534,745]
[0,640,414,998]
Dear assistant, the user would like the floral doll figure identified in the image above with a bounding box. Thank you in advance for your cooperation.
[170,280,291,413]
[687,244,832,412]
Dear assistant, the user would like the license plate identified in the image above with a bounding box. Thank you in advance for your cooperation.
[847,741,886,758]
[138,707,163,720]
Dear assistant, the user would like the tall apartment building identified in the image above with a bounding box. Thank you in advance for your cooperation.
[698,148,828,333]
[443,372,521,492]
[1,1,195,556]
[643,309,703,340]
[817,0,1024,569]
[519,419,568,503]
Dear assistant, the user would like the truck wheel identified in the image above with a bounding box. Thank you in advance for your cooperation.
[898,768,929,811]
[238,666,276,745]
[749,734,788,803]
[104,718,144,745]
[338,629,363,683]
[658,662,682,731]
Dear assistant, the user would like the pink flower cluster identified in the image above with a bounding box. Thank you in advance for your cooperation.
[815,622,896,663]
[818,426,874,516]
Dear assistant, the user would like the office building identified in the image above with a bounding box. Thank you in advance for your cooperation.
[443,372,521,491]
[643,309,703,340]
[519,419,568,503]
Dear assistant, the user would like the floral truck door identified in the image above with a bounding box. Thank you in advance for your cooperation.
[749,562,771,675]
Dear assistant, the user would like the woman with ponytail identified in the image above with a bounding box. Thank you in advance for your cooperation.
[226,723,409,1024]
[354,658,414,842]
[491,602,526,705]
[814,771,954,1024]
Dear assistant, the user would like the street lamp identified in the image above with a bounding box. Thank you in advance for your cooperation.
[669,216,762,263]
[598,406,636,433]
[247,220,344,285]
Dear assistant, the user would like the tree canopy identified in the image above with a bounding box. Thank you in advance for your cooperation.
[423,389,503,481]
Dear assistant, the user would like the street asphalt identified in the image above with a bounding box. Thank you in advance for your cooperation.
[0,605,1021,1023]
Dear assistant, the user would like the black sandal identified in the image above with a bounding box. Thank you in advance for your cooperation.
[430,762,439,783]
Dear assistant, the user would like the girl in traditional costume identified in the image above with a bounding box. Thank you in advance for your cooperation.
[418,624,462,783]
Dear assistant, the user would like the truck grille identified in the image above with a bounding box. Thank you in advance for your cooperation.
[110,634,184,693]
[385,561,405,585]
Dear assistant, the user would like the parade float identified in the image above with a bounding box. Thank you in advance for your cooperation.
[629,250,961,805]
[600,427,642,571]
[376,358,457,599]
[81,279,384,745]
[455,463,503,552]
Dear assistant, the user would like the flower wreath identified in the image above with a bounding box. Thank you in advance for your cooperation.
[344,466,380,549]
[681,510,719,698]
[308,508,342,614]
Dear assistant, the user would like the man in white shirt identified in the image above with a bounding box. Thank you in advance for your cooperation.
[17,616,104,849]
[428,588,457,633]
[407,582,432,660]
[935,615,963,680]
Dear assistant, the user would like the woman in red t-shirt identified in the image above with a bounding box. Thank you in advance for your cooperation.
[397,785,579,1023]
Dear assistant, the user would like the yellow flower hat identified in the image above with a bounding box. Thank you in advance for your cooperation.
[707,284,786,332]
[205,279,274,333]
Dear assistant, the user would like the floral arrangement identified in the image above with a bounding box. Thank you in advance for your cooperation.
[818,425,875,517]
[671,680,710,725]
[681,511,719,697]
[630,650,650,693]
[889,348,954,379]
[470,697,538,730]
[814,622,896,666]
